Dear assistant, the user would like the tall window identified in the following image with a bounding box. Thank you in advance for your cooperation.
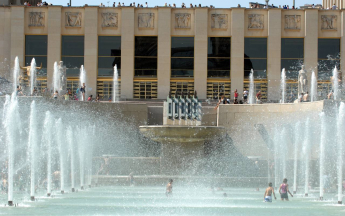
[25,35,47,77]
[318,39,340,80]
[244,38,267,79]
[207,37,231,78]
[98,36,121,77]
[171,37,194,77]
[62,36,84,77]
[135,36,157,77]
[281,38,304,79]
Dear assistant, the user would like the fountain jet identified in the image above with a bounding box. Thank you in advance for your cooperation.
[113,64,119,102]
[280,68,286,103]
[28,101,38,201]
[248,69,255,104]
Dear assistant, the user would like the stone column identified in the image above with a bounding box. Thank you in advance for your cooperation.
[84,7,98,96]
[10,6,24,68]
[304,9,318,82]
[194,8,208,99]
[231,8,245,99]
[341,11,345,81]
[120,7,135,99]
[0,7,11,73]
[157,8,171,99]
[47,6,62,91]
[267,9,282,102]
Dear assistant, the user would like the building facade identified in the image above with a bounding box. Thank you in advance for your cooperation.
[0,6,344,101]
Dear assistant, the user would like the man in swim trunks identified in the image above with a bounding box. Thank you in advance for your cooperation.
[264,182,276,202]
[166,179,173,197]
[279,178,293,201]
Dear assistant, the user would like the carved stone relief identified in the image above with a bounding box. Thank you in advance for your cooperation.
[29,12,45,27]
[102,12,118,27]
[284,15,301,30]
[138,13,154,28]
[321,15,337,30]
[175,13,191,29]
[65,12,82,27]
[211,14,228,30]
[248,14,264,29]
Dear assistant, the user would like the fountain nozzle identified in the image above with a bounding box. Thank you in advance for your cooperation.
[30,196,35,201]
[47,193,51,197]
[72,188,75,192]
[320,197,323,200]
[338,201,342,204]
[305,193,308,197]
[61,190,64,194]
[8,201,13,206]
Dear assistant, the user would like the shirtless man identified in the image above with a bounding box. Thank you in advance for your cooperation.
[279,178,293,201]
[264,182,276,202]
[166,179,173,197]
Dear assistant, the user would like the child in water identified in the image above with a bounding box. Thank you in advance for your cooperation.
[166,179,173,197]
[279,178,293,201]
[264,182,276,202]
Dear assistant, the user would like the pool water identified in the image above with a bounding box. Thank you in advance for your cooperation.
[0,186,344,215]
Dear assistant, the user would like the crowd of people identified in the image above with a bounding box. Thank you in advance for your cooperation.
[215,88,263,109]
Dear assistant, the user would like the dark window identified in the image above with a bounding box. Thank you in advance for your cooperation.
[208,59,230,70]
[281,38,304,59]
[25,35,48,77]
[98,36,121,77]
[134,36,157,77]
[25,35,47,55]
[244,38,267,79]
[62,36,84,77]
[208,37,231,57]
[318,39,340,59]
[135,36,157,56]
[62,36,84,56]
[318,39,340,80]
[171,37,194,77]
[244,38,267,58]
[98,36,121,56]
[171,37,194,57]
[281,38,304,79]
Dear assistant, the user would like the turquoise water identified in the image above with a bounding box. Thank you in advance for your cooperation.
[0,186,344,215]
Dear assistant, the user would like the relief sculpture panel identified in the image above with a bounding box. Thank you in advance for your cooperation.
[211,14,228,30]
[102,12,118,27]
[248,14,264,29]
[285,15,301,30]
[65,12,82,27]
[175,13,191,29]
[138,13,154,28]
[321,15,337,30]
[29,12,45,27]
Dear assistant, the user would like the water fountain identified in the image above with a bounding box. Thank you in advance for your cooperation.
[304,118,311,197]
[293,122,301,194]
[113,64,119,102]
[310,71,317,102]
[80,65,86,101]
[29,59,37,96]
[280,68,286,103]
[56,118,65,194]
[53,62,60,94]
[336,103,344,204]
[13,57,20,93]
[248,69,255,104]
[78,127,85,190]
[319,113,326,200]
[67,127,76,192]
[332,66,340,100]
[43,111,53,197]
[28,101,38,201]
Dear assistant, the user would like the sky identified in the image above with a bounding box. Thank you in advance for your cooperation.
[49,0,322,8]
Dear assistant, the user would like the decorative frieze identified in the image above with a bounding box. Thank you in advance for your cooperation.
[211,14,228,30]
[248,14,264,29]
[321,15,337,30]
[65,12,82,27]
[29,12,45,27]
[175,13,191,29]
[284,15,301,30]
[138,13,154,29]
[101,12,118,27]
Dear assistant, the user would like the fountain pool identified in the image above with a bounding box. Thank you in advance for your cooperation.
[0,186,343,216]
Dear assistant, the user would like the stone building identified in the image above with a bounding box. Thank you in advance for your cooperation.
[0,5,343,101]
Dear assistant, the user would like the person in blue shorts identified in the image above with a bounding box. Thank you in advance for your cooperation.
[264,182,276,202]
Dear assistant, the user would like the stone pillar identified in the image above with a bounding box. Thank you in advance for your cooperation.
[194,8,208,99]
[0,7,11,74]
[267,9,282,102]
[120,7,135,99]
[47,6,62,91]
[341,11,345,81]
[157,8,171,99]
[84,7,98,97]
[10,6,24,68]
[231,8,245,99]
[304,9,318,83]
